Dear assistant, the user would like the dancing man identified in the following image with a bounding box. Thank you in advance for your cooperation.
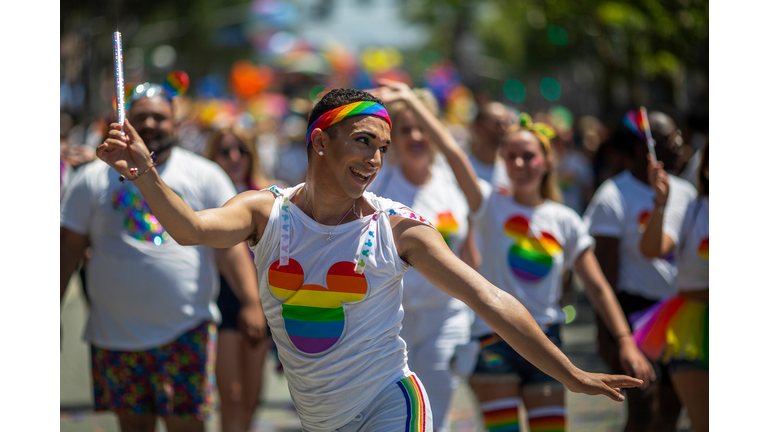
[97,88,642,432]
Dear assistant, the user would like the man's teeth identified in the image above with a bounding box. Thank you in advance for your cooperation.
[351,168,370,179]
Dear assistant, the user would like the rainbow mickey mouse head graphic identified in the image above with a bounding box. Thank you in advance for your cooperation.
[503,215,562,282]
[268,259,368,354]
[435,211,460,247]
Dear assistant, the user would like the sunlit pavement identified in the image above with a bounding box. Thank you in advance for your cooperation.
[61,277,691,432]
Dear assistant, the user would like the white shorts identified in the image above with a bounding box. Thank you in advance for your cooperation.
[330,374,433,432]
[400,306,473,432]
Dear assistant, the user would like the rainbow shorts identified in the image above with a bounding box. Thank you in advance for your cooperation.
[90,321,217,421]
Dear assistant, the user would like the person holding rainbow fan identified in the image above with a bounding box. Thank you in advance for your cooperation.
[638,142,709,432]
[96,86,642,432]
[372,80,654,432]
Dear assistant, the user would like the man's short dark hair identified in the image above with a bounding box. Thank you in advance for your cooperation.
[306,89,385,157]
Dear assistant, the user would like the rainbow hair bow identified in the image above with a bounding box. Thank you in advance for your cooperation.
[624,107,657,162]
[515,112,557,155]
[305,101,391,145]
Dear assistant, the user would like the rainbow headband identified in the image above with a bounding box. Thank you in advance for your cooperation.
[305,101,391,145]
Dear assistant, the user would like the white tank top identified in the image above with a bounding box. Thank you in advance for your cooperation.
[251,183,436,431]
[368,164,470,310]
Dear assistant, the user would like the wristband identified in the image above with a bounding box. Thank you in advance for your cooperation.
[118,152,156,183]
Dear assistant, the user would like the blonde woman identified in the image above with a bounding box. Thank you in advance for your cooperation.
[373,80,653,432]
[205,126,271,432]
[367,89,476,432]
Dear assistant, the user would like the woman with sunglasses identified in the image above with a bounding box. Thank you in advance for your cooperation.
[373,80,653,432]
[204,126,272,432]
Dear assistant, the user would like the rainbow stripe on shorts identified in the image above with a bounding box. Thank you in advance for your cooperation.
[396,375,427,432]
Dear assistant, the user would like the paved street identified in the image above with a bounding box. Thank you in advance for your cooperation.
[61,276,691,432]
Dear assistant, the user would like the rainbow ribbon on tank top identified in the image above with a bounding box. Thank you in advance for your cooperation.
[305,101,391,145]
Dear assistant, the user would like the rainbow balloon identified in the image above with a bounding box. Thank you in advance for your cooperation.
[163,71,189,98]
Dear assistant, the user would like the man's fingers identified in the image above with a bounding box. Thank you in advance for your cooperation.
[605,374,643,389]
[123,119,143,144]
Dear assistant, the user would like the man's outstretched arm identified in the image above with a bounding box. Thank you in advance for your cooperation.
[391,217,642,401]
[97,120,272,248]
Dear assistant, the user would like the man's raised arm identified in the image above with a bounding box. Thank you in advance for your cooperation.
[97,120,272,248]
[391,216,642,401]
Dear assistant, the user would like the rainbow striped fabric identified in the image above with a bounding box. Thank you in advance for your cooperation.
[527,406,566,432]
[480,398,520,432]
[305,101,391,145]
[396,375,428,432]
[631,296,709,366]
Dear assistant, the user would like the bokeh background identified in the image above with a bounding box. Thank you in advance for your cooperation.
[61,0,709,153]
[58,1,711,431]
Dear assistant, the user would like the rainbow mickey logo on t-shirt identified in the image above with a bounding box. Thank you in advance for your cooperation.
[503,215,562,282]
[435,211,460,247]
[268,259,368,355]
[112,189,171,245]
[698,237,708,260]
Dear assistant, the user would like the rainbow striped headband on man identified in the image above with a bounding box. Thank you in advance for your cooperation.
[305,101,391,145]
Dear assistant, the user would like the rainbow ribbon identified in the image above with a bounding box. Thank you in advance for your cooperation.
[305,101,391,145]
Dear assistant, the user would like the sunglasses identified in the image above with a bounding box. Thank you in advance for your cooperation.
[218,146,250,157]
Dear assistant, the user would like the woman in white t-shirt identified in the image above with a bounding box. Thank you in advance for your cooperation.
[639,142,708,432]
[367,89,475,432]
[372,80,653,432]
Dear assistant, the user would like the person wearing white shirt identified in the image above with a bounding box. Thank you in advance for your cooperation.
[96,86,643,432]
[583,114,697,432]
[639,142,708,432]
[373,80,652,432]
[368,88,475,432]
[60,85,266,432]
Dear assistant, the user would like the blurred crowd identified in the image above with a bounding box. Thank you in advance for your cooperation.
[60,74,707,209]
[60,50,708,432]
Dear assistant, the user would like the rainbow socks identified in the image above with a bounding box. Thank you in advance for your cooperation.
[480,398,521,432]
[527,405,566,432]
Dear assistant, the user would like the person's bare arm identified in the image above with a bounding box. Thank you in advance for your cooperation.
[575,249,655,387]
[593,236,620,291]
[370,80,484,212]
[459,220,481,269]
[97,120,272,248]
[216,243,268,342]
[392,217,642,401]
[61,227,89,302]
[640,158,676,258]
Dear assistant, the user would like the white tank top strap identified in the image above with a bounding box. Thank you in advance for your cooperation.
[353,211,381,274]
[352,198,437,275]
[262,184,301,266]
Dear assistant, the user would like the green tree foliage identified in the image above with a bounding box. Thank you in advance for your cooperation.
[402,0,708,114]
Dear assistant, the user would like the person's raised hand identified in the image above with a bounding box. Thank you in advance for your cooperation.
[367,79,415,105]
[617,337,656,390]
[238,300,269,346]
[565,369,643,402]
[647,154,669,206]
[96,120,154,178]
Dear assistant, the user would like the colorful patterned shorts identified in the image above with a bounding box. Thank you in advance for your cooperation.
[91,321,217,421]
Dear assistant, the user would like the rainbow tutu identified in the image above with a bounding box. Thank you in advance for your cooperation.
[630,296,708,367]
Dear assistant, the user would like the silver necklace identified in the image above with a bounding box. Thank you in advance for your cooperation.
[304,189,357,242]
